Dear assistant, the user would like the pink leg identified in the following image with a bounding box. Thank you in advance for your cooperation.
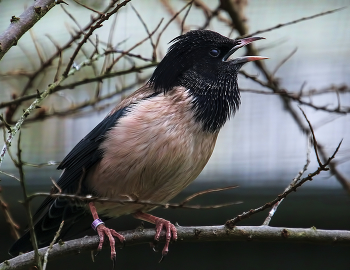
[89,202,125,260]
[133,211,177,256]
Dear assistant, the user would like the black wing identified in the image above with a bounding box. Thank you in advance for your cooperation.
[9,107,128,256]
[35,107,128,218]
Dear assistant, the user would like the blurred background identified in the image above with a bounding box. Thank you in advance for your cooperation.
[0,0,349,269]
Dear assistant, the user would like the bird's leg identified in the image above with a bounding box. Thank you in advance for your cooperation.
[89,202,125,260]
[133,211,177,257]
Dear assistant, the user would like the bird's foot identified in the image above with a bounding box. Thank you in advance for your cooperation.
[154,217,177,257]
[96,224,125,260]
[133,212,177,258]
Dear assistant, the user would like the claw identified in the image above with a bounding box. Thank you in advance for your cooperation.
[120,240,126,249]
[133,212,177,258]
[95,224,125,261]
[112,255,117,270]
[159,254,165,263]
[150,240,159,252]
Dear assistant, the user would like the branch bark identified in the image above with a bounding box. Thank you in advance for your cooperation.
[1,225,349,270]
[0,0,57,61]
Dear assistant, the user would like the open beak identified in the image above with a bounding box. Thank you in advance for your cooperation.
[222,36,268,64]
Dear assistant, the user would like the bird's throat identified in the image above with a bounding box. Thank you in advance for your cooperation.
[180,71,241,133]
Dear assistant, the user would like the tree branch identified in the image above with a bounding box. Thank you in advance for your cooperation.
[225,139,342,228]
[0,0,58,61]
[1,225,349,270]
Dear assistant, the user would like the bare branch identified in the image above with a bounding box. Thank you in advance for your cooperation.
[180,1,193,34]
[192,0,233,30]
[71,0,104,15]
[0,63,156,111]
[50,178,62,194]
[42,221,64,270]
[26,191,242,211]
[299,107,323,167]
[105,20,162,73]
[0,170,20,182]
[0,77,65,168]
[0,0,57,60]
[317,143,350,195]
[130,4,157,60]
[180,185,238,206]
[154,1,193,56]
[241,7,346,38]
[0,187,20,240]
[262,134,312,226]
[62,0,132,77]
[226,139,342,228]
[15,132,42,269]
[271,47,297,78]
[2,226,350,269]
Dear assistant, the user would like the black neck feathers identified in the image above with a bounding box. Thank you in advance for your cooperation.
[149,30,243,133]
[179,69,241,133]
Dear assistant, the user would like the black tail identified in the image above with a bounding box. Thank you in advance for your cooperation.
[9,198,88,256]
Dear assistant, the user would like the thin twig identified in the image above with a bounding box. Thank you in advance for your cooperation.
[0,187,20,239]
[27,191,242,210]
[50,178,62,194]
[0,170,20,182]
[154,1,193,54]
[271,47,297,78]
[317,143,350,195]
[42,221,64,270]
[180,185,238,206]
[262,134,312,226]
[62,0,132,77]
[71,0,104,15]
[299,107,323,167]
[193,0,233,29]
[226,139,342,228]
[130,4,157,60]
[15,132,42,269]
[180,0,193,35]
[0,78,150,128]
[0,63,156,111]
[240,7,346,38]
[60,4,95,48]
[105,20,162,73]
[0,77,64,168]
[29,29,45,65]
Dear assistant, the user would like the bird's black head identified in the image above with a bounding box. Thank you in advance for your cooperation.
[149,30,267,132]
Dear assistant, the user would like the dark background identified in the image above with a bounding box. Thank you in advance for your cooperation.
[1,185,350,269]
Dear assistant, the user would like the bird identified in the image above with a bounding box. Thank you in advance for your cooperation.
[9,30,267,262]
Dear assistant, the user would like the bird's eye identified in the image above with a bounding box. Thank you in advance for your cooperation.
[209,49,220,57]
